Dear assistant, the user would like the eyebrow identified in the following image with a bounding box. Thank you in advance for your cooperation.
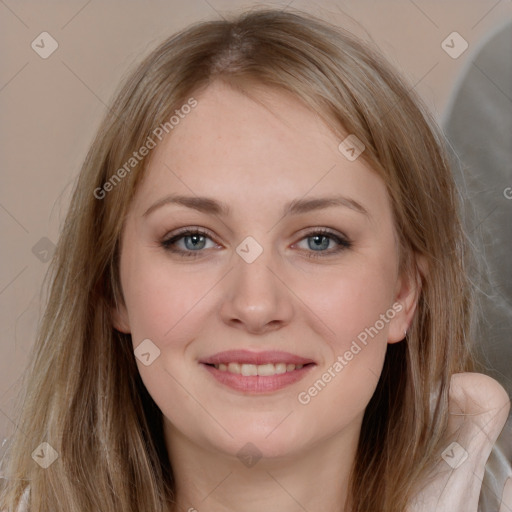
[143,193,370,219]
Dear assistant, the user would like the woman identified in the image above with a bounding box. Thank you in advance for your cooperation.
[1,8,509,512]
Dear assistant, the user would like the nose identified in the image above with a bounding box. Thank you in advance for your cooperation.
[219,245,294,335]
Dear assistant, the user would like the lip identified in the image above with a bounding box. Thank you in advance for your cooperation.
[199,350,315,366]
[199,350,316,394]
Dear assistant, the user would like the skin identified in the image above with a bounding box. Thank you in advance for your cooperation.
[111,80,509,512]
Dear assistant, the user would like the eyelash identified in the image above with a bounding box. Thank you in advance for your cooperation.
[160,227,352,259]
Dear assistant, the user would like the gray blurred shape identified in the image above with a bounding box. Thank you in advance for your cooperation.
[443,18,512,512]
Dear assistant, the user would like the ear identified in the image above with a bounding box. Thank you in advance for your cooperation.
[111,302,131,334]
[387,253,427,344]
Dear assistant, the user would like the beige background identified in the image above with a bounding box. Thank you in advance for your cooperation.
[1,0,511,444]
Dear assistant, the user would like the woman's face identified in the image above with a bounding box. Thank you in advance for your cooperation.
[113,80,418,460]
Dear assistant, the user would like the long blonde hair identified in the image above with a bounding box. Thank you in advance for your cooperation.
[0,8,476,511]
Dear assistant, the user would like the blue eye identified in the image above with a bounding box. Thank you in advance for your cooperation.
[160,228,352,258]
[160,229,217,257]
[296,230,352,257]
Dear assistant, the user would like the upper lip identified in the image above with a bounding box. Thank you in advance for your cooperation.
[200,350,316,366]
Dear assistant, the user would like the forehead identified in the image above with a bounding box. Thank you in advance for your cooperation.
[171,81,338,165]
[132,80,390,221]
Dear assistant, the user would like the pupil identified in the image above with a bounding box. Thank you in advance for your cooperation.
[310,235,328,251]
[186,234,205,250]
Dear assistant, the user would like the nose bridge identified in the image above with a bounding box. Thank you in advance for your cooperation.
[233,237,280,302]
[219,235,293,332]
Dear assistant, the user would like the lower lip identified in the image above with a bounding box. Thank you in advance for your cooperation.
[201,363,315,393]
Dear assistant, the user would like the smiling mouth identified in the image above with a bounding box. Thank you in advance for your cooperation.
[206,362,314,376]
[200,350,316,392]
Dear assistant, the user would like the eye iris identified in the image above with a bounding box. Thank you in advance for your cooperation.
[309,235,329,251]
[185,234,206,250]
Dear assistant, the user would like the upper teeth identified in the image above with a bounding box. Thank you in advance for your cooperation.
[213,362,304,376]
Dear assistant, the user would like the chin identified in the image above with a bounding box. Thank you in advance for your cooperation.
[206,420,311,461]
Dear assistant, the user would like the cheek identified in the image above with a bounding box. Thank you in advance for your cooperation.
[304,250,398,351]
[297,292,392,434]
[295,249,397,418]
[121,256,215,431]
[121,253,212,344]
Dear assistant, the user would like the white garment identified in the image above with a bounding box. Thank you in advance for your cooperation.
[15,486,28,512]
[0,484,29,512]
